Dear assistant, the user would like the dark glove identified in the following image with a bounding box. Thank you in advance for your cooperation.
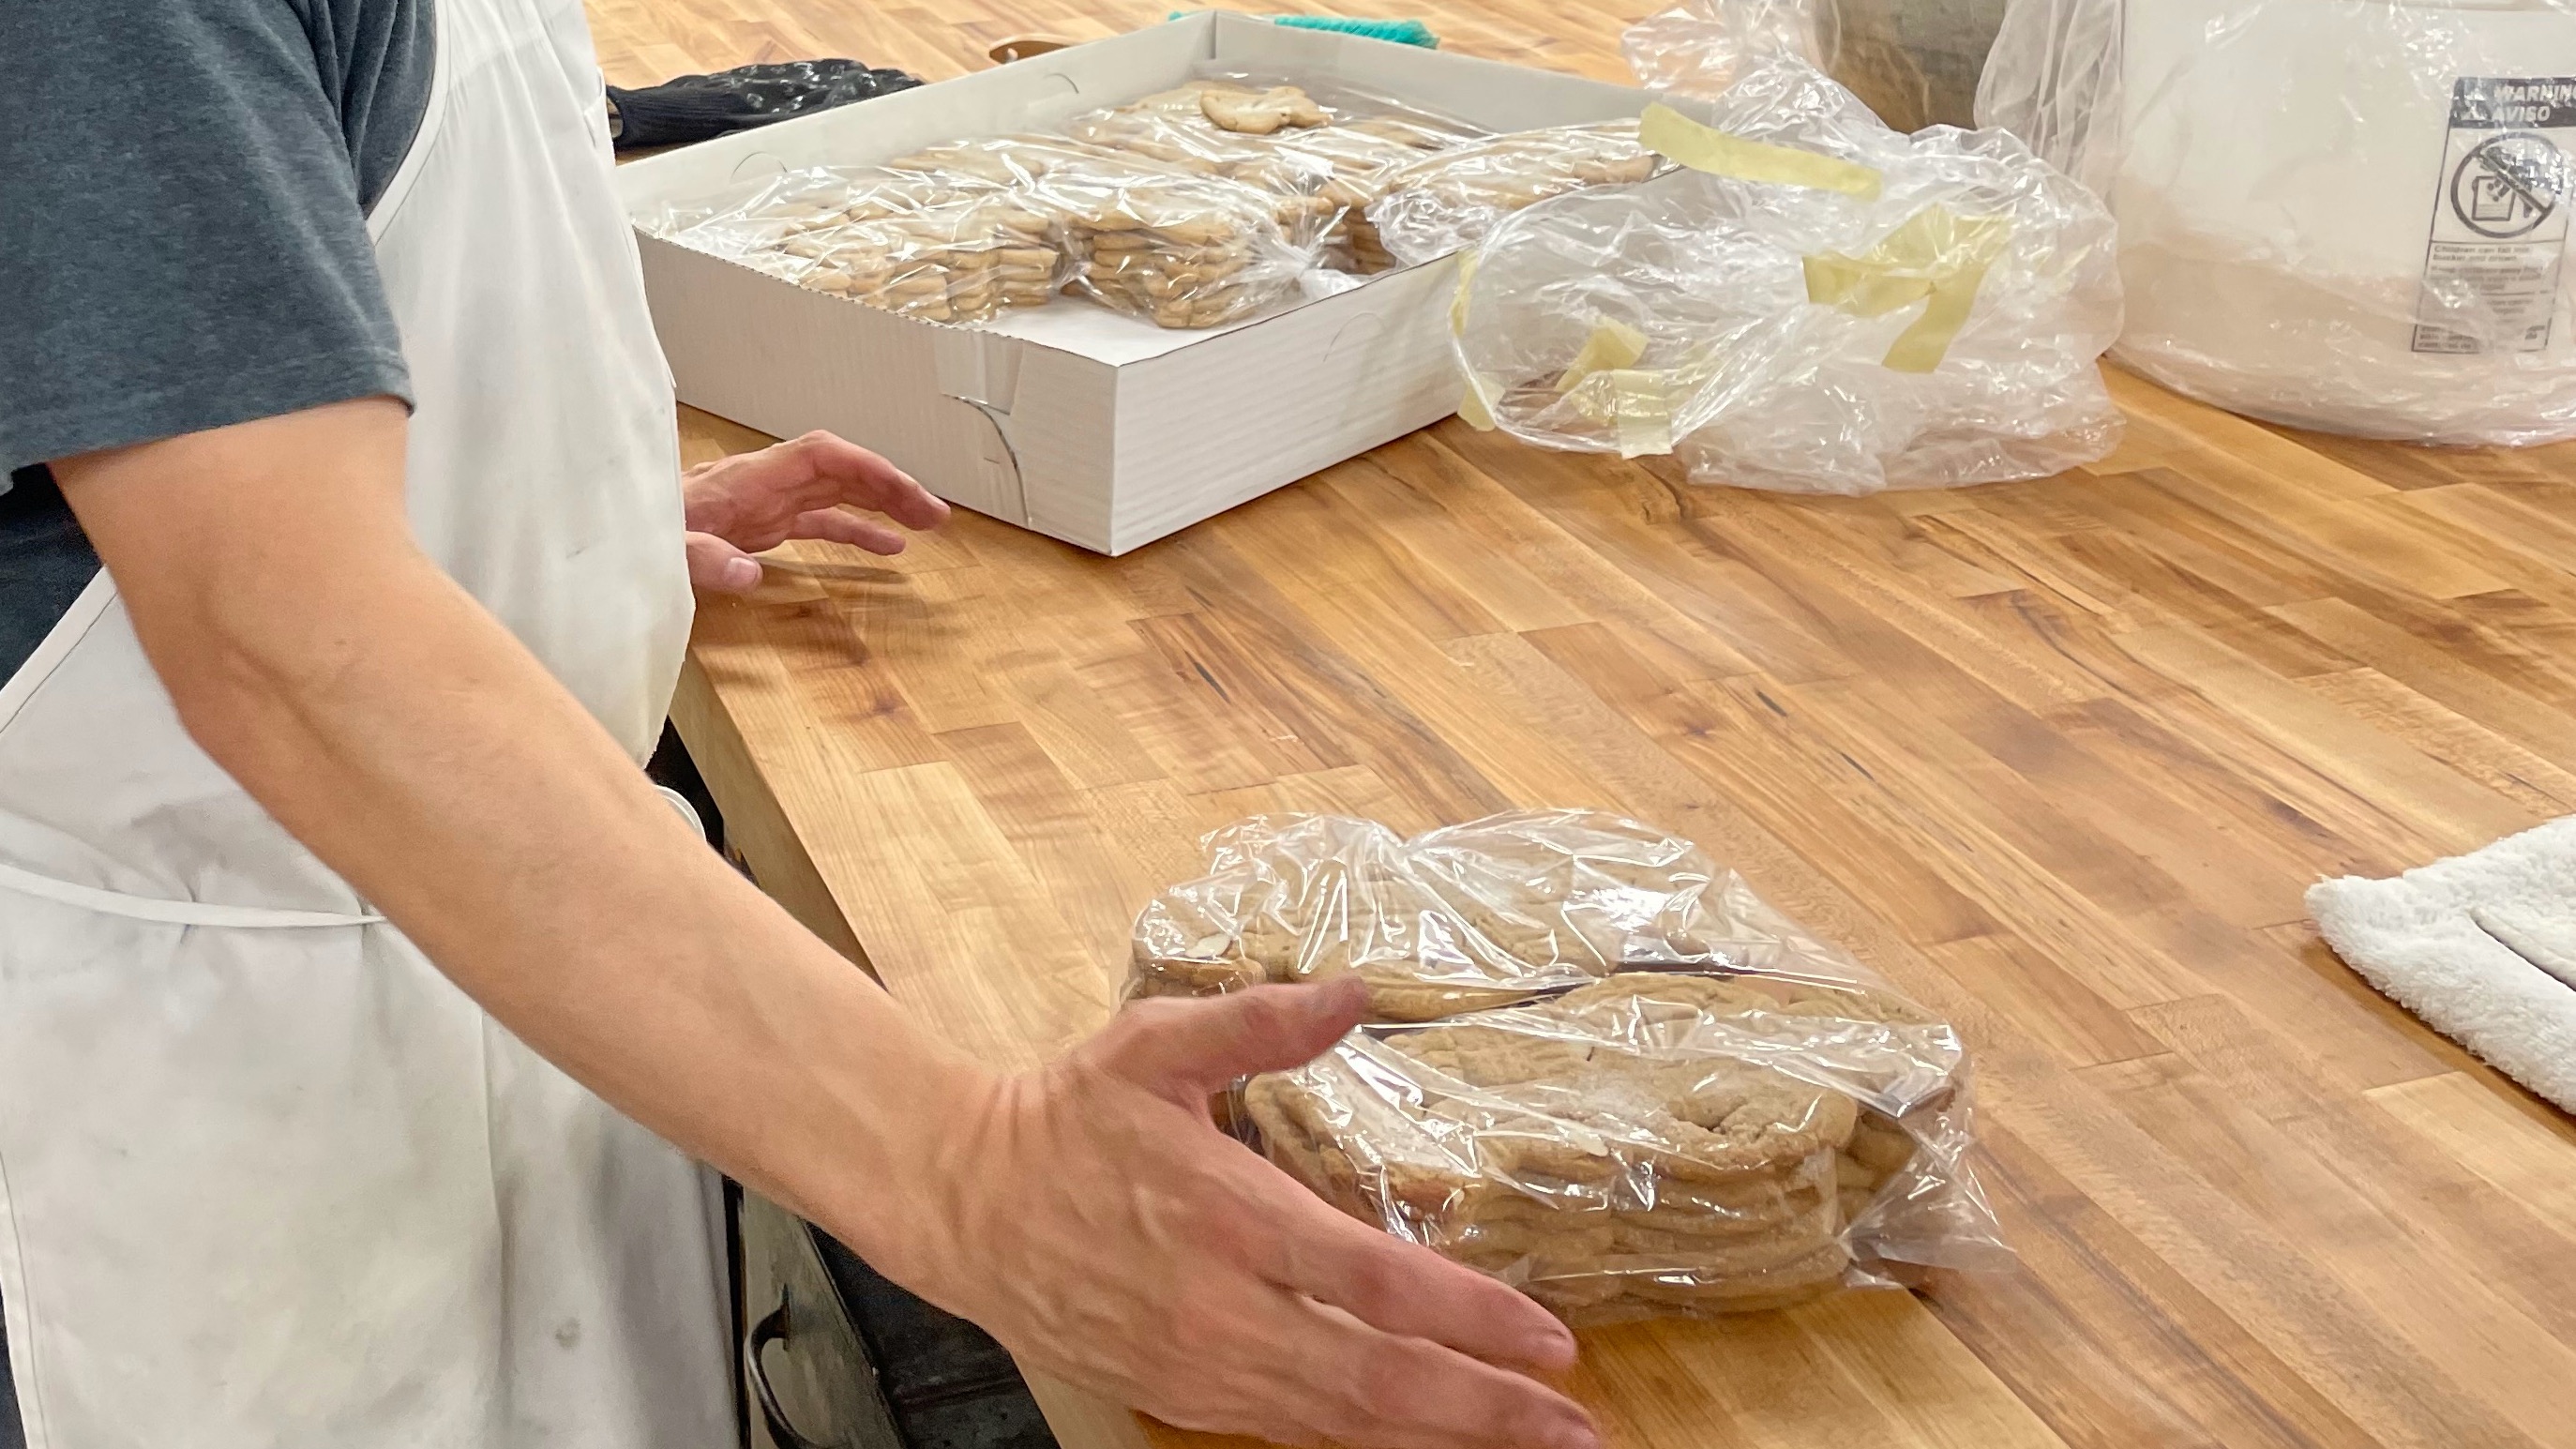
[606,60,923,151]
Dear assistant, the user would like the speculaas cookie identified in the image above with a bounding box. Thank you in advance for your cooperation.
[1242,975,1877,1320]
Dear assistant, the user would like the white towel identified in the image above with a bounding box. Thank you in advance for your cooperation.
[2308,816,2576,1113]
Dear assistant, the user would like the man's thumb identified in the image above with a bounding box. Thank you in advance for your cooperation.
[685,531,764,594]
[1098,976,1367,1103]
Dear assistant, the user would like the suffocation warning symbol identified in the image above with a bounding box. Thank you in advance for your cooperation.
[2451,131,2566,240]
[2413,76,2576,356]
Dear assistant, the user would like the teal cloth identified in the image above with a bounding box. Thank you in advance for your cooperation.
[1167,12,1439,46]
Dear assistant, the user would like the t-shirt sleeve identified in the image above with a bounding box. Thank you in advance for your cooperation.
[0,1,415,475]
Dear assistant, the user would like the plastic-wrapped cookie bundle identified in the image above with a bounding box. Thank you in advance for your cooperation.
[1064,80,1334,171]
[646,166,999,267]
[1357,120,1665,271]
[1243,966,2004,1321]
[1131,808,2003,1321]
[788,194,1064,323]
[882,132,1126,189]
[1129,811,1741,1020]
[1447,8,2122,495]
[1066,81,1486,267]
[1062,84,1345,248]
[1028,157,1321,329]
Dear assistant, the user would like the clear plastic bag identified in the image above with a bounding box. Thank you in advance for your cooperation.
[1025,156,1322,328]
[642,166,996,258]
[1361,121,1666,271]
[1064,77,1487,272]
[1621,0,1826,100]
[1628,0,2014,134]
[1450,9,2122,495]
[785,194,1066,322]
[1130,811,1749,1019]
[1128,809,2005,1322]
[881,132,1129,189]
[1977,0,2576,445]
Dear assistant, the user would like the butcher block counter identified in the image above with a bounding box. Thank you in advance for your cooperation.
[590,2,2576,1446]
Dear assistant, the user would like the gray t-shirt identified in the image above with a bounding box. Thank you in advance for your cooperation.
[0,0,436,682]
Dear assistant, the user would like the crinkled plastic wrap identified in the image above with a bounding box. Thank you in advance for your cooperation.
[646,173,1059,321]
[1130,811,1752,1020]
[1620,0,1826,102]
[1065,78,1486,272]
[1978,0,2576,445]
[642,166,997,259]
[1625,0,2011,134]
[1136,809,2005,1321]
[880,132,1131,188]
[1450,26,2120,494]
[1363,122,1666,271]
[1024,157,1323,328]
[782,195,1067,322]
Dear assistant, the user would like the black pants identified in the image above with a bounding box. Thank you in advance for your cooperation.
[1,1302,22,1449]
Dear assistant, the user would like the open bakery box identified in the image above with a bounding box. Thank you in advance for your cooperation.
[614,13,1650,553]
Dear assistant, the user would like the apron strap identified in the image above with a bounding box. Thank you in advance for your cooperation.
[0,785,700,928]
[0,857,383,928]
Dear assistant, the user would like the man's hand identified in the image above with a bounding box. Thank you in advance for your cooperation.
[873,977,1600,1449]
[681,430,951,592]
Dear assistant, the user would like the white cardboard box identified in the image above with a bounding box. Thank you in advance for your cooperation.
[615,14,1647,554]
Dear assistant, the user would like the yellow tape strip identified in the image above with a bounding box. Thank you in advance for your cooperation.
[1555,320,1650,396]
[1880,264,1993,373]
[1449,251,1479,336]
[1566,368,1676,458]
[1457,370,1499,430]
[1450,253,1496,429]
[1801,206,2013,373]
[1639,102,1883,200]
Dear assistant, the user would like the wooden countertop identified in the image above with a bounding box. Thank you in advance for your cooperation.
[591,4,2576,1446]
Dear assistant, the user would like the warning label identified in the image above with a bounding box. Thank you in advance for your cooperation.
[2412,76,2576,355]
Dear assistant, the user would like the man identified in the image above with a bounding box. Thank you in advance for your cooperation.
[0,2,1603,1446]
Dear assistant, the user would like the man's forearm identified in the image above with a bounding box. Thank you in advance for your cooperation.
[54,400,976,1267]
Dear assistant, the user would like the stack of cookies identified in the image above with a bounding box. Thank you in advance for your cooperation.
[1243,974,1949,1320]
[652,167,995,263]
[1065,83,1347,249]
[1356,119,1665,270]
[1130,808,1984,1321]
[784,194,1063,323]
[1030,158,1314,329]
[1066,82,1484,268]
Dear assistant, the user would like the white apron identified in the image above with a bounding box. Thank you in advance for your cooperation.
[0,0,733,1442]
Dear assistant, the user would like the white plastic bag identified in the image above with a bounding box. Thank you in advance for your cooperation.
[1978,0,2576,445]
[1452,3,2122,495]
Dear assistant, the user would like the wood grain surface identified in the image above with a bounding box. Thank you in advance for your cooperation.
[590,3,2576,1445]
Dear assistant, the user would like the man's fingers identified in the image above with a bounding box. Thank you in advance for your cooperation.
[683,531,763,594]
[794,507,908,555]
[1251,1187,1579,1375]
[785,432,951,529]
[1135,1285,1594,1449]
[1284,1297,1597,1449]
[1093,978,1364,1103]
